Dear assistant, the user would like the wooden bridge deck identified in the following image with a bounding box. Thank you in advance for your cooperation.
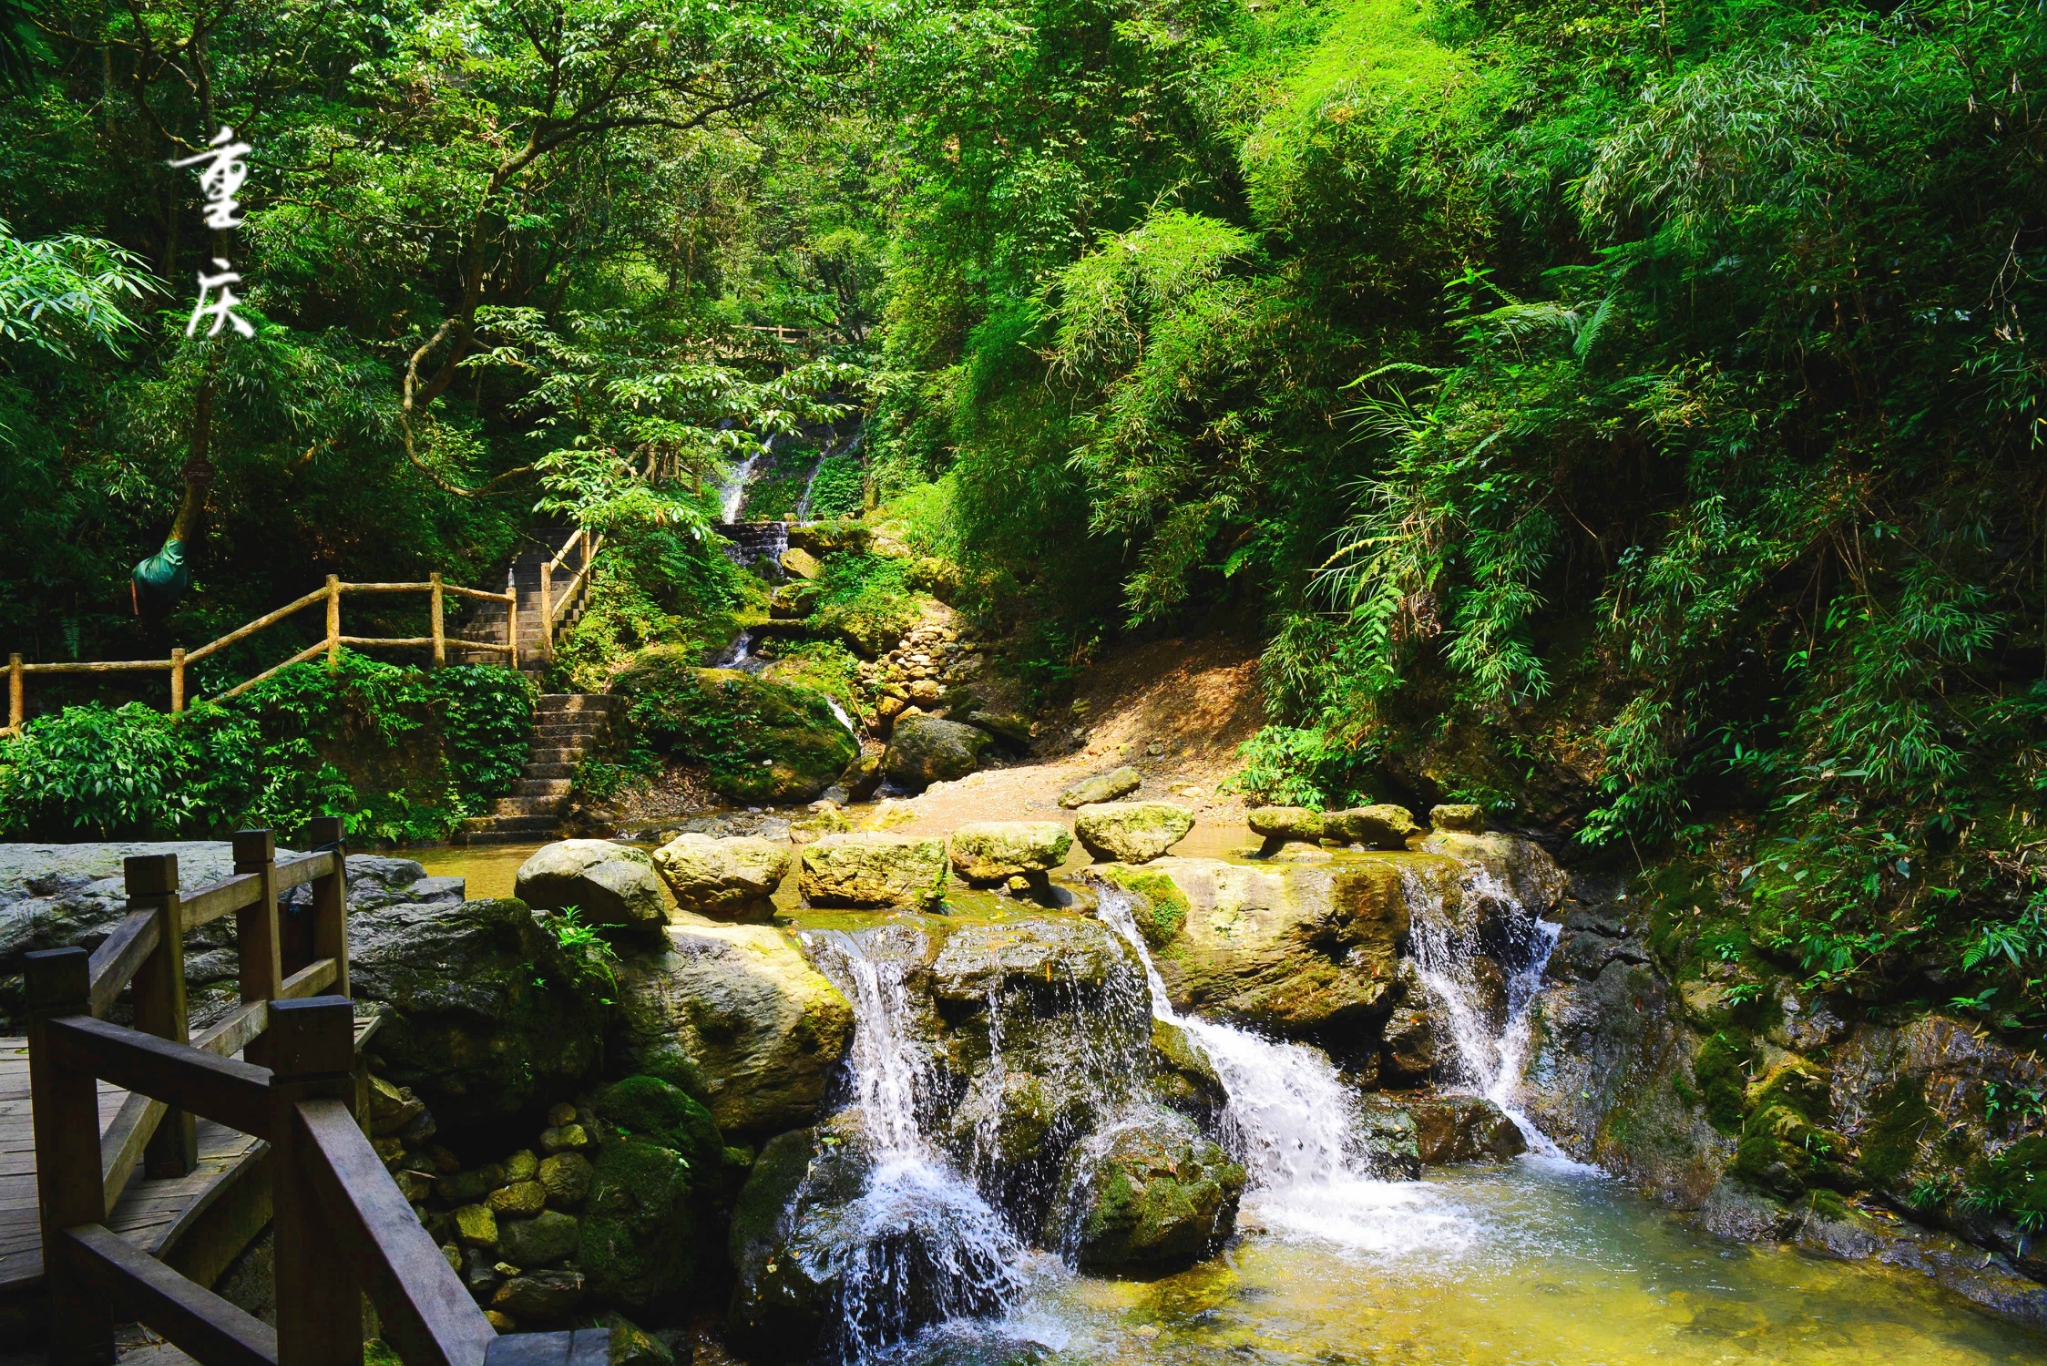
[0,1036,263,1297]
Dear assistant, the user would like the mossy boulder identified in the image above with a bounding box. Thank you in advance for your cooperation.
[579,1138,697,1311]
[1247,807,1323,842]
[1328,804,1421,850]
[800,832,949,909]
[950,822,1072,883]
[612,649,859,804]
[499,1209,580,1267]
[1150,1018,1227,1124]
[347,898,606,1131]
[726,1126,858,1363]
[1731,1055,1858,1197]
[515,840,666,929]
[594,1076,724,1173]
[1058,766,1141,809]
[1355,1095,1423,1179]
[1114,856,1422,1037]
[1420,829,1568,919]
[1429,803,1487,832]
[1089,864,1192,948]
[651,833,791,922]
[612,918,854,1140]
[882,714,991,790]
[1052,1110,1245,1272]
[1074,802,1194,863]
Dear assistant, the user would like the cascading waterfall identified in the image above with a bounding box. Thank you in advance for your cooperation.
[799,929,1029,1359]
[1094,891,1474,1256]
[1399,863,1568,1157]
[717,448,766,521]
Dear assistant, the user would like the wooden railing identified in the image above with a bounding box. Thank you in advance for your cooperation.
[5,573,520,734]
[26,822,610,1366]
[536,527,603,662]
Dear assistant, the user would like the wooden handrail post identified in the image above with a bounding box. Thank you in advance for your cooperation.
[539,558,553,659]
[429,572,446,668]
[234,829,284,1069]
[306,816,350,999]
[270,996,363,1366]
[505,580,520,673]
[325,575,342,671]
[26,946,115,1366]
[9,651,23,729]
[127,854,198,1177]
[170,646,186,715]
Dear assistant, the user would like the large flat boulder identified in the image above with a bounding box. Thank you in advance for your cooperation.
[799,832,948,910]
[516,840,666,929]
[1058,766,1140,809]
[611,916,854,1139]
[349,898,607,1131]
[1074,802,1193,863]
[1093,855,1430,1037]
[651,834,790,922]
[949,822,1072,883]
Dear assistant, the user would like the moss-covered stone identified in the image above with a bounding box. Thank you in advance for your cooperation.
[612,918,854,1139]
[651,833,791,922]
[515,840,666,929]
[1327,804,1420,849]
[950,822,1073,882]
[1090,864,1191,947]
[1074,802,1194,863]
[580,1138,697,1311]
[499,1209,580,1266]
[537,1152,593,1208]
[800,832,949,909]
[613,650,860,804]
[1058,766,1141,809]
[1693,1031,1757,1137]
[488,1180,547,1217]
[1053,1112,1246,1272]
[883,714,992,790]
[1730,1056,1858,1198]
[452,1203,498,1248]
[594,1075,724,1175]
[1150,1018,1226,1122]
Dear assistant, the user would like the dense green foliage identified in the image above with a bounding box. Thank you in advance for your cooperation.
[6,0,2047,1034]
[0,655,532,840]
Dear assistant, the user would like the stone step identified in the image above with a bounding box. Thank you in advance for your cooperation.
[535,721,606,738]
[526,746,582,765]
[492,794,570,817]
[459,828,559,845]
[513,778,574,797]
[537,693,621,712]
[522,762,577,780]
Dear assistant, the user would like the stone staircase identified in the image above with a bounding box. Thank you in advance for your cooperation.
[450,528,596,680]
[455,693,622,844]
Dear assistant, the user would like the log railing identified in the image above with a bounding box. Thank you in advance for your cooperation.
[536,527,603,662]
[26,822,605,1366]
[5,572,520,735]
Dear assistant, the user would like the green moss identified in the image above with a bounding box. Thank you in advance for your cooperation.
[1963,1135,2047,1233]
[1692,1031,1756,1137]
[1093,866,1192,947]
[808,552,925,656]
[1859,1076,1936,1189]
[582,1138,698,1310]
[1803,1188,1850,1220]
[612,648,858,803]
[594,1076,724,1176]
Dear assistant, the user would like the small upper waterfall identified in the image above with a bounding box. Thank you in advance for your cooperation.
[1094,889,1475,1256]
[717,448,766,521]
[1400,862,1568,1157]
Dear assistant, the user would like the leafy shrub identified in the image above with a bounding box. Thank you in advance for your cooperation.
[0,653,534,842]
[805,453,866,519]
[1223,725,1371,809]
[808,552,923,656]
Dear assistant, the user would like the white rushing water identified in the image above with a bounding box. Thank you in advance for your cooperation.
[802,931,1030,1358]
[1399,863,1573,1160]
[827,696,859,736]
[1093,890,1477,1258]
[717,448,766,521]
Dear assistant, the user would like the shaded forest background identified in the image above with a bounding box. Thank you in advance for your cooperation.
[5,0,2047,1032]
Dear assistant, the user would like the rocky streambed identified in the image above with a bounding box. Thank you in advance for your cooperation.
[5,809,2046,1362]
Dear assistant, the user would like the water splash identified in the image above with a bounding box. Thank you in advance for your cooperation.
[1094,889,1475,1258]
[1400,863,1572,1161]
[800,928,1030,1360]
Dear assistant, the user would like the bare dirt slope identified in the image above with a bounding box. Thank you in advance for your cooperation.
[880,632,1266,853]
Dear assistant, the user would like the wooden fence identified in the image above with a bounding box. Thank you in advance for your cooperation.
[537,527,602,663]
[5,573,518,735]
[26,820,613,1366]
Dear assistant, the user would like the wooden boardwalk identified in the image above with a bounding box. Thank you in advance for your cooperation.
[0,1036,264,1296]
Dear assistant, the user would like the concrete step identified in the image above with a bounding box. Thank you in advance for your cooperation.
[492,794,570,817]
[537,694,622,714]
[526,746,582,765]
[513,778,574,797]
[523,762,577,780]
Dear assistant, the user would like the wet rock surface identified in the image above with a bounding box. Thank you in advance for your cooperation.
[800,831,950,909]
[884,714,993,791]
[1052,1109,1245,1272]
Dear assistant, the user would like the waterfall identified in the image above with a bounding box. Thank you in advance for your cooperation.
[1094,890,1474,1256]
[827,696,859,736]
[799,929,1030,1359]
[1399,863,1568,1158]
[718,448,766,521]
